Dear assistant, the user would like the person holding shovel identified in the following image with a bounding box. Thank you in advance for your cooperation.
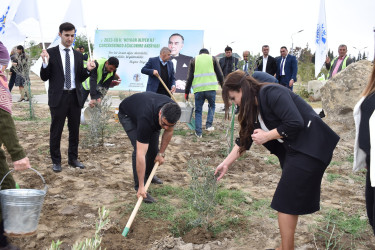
[118,92,181,203]
[0,52,31,249]
[215,71,339,250]
[141,47,176,96]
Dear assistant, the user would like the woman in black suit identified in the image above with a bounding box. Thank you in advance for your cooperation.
[353,63,375,234]
[215,71,339,249]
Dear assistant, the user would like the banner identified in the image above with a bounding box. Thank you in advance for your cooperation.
[94,30,204,92]
[315,0,327,78]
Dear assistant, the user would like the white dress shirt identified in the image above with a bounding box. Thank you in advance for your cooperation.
[42,44,76,89]
[280,55,288,76]
[262,56,268,72]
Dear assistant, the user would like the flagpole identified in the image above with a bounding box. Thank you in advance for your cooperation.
[86,27,93,60]
[36,2,47,63]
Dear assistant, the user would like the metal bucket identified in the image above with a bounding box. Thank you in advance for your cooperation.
[179,102,194,123]
[0,168,47,236]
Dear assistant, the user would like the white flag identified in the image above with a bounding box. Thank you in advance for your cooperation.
[0,0,25,53]
[63,0,85,28]
[30,0,86,77]
[12,0,40,24]
[315,0,328,78]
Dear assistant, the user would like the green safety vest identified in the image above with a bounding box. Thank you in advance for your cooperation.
[83,53,89,67]
[83,58,114,90]
[328,55,349,78]
[83,53,90,87]
[192,54,218,93]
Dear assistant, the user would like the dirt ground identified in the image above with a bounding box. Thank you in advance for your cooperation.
[4,74,375,249]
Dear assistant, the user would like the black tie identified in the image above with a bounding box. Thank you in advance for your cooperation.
[64,48,71,89]
[280,58,285,76]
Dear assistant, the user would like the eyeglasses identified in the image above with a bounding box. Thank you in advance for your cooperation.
[161,119,176,128]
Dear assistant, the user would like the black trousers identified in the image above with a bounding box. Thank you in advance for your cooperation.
[8,73,16,92]
[366,166,375,235]
[82,89,90,104]
[49,90,81,164]
[119,113,160,190]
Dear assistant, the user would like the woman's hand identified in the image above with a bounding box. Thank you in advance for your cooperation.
[215,162,229,181]
[251,129,270,145]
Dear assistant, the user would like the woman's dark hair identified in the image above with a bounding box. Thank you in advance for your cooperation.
[16,45,24,54]
[362,62,375,97]
[222,71,267,154]
[161,102,181,124]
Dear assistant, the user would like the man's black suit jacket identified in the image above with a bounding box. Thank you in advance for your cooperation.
[256,56,277,76]
[172,53,193,81]
[40,45,90,108]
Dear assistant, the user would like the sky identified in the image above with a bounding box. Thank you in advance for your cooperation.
[18,0,375,60]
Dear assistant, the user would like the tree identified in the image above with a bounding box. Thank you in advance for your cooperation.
[26,40,42,60]
[73,34,93,54]
[362,51,367,60]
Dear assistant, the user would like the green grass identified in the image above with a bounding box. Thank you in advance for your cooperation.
[264,155,279,165]
[329,161,341,166]
[173,128,188,136]
[133,184,254,237]
[326,173,341,183]
[346,154,354,163]
[313,208,370,249]
[321,209,368,237]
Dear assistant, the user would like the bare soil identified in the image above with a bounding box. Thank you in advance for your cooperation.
[4,75,375,249]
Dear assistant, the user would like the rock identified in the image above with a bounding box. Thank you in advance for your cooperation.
[307,80,326,101]
[202,244,211,250]
[244,196,253,204]
[178,243,193,250]
[321,60,373,128]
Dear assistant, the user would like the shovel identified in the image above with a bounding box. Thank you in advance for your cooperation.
[122,161,160,237]
[156,75,196,130]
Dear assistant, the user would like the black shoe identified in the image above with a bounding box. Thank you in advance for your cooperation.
[319,109,325,118]
[68,159,85,169]
[52,163,62,172]
[151,175,163,184]
[143,193,156,203]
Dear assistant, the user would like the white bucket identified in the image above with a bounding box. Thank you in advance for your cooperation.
[80,107,93,124]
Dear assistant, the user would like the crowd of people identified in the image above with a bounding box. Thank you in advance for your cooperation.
[0,20,373,249]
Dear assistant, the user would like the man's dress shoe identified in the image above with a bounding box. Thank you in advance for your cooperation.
[151,175,163,184]
[52,164,62,172]
[68,159,85,169]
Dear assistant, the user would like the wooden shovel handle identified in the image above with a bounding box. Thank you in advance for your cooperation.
[122,161,160,236]
[156,75,178,103]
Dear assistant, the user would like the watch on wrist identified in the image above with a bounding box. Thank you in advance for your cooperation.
[158,152,165,157]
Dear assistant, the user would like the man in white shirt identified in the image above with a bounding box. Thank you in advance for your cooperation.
[256,45,277,76]
[40,22,95,172]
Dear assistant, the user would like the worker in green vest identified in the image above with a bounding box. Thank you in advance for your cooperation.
[82,57,120,107]
[185,48,224,138]
[325,44,353,79]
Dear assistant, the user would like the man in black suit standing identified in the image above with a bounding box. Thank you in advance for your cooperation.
[219,46,238,78]
[256,45,277,76]
[40,22,96,172]
[168,33,193,93]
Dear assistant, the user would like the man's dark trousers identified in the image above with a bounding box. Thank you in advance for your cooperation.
[50,89,81,164]
[119,113,160,190]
